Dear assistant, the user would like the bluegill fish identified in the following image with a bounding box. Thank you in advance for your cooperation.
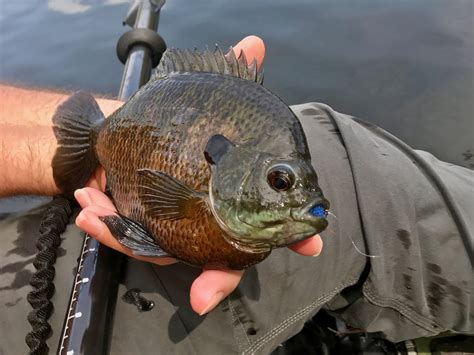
[52,48,329,269]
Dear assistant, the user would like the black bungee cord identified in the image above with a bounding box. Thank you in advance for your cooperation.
[25,196,74,354]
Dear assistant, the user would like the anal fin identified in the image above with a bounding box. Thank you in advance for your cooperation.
[99,215,169,257]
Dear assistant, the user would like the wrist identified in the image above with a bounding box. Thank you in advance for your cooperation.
[0,84,122,197]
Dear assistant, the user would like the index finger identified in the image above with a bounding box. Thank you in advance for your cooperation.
[288,235,323,256]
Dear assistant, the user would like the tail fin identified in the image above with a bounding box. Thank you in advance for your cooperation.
[52,92,104,196]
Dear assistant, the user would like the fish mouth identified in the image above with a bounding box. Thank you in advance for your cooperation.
[280,198,329,246]
[274,228,319,247]
[292,197,330,222]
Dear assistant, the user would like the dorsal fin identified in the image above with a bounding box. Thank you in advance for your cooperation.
[153,46,263,84]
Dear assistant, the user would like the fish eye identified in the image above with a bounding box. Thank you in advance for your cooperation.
[267,165,295,192]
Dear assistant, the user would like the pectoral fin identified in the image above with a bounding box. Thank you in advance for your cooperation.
[99,215,169,257]
[138,169,206,220]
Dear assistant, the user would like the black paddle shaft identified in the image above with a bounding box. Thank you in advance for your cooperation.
[58,1,166,354]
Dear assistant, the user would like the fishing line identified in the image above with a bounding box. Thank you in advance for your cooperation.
[327,211,380,258]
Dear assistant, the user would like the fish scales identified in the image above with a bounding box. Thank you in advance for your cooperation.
[52,48,329,269]
[98,73,301,268]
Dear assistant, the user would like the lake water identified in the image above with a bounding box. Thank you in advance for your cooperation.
[0,1,472,350]
[0,0,473,207]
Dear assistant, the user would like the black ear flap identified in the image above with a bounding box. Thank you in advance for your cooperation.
[204,134,235,165]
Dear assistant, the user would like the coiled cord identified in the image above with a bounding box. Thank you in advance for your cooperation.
[25,196,74,355]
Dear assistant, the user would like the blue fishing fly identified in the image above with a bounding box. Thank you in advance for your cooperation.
[309,205,327,218]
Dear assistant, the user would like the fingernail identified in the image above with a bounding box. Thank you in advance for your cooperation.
[75,213,86,228]
[199,291,225,316]
[75,188,92,207]
[312,237,323,257]
[76,211,103,232]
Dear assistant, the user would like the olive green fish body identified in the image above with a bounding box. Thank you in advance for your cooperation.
[52,48,329,270]
[97,73,302,268]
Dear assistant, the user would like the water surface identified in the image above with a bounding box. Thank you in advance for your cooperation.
[0,0,473,214]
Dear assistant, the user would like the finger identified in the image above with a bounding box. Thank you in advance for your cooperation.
[85,166,106,191]
[190,268,243,315]
[230,35,265,70]
[84,177,101,190]
[288,235,323,256]
[75,205,176,266]
[95,167,107,191]
[75,187,116,210]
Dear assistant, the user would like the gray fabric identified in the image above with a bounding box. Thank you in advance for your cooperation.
[318,104,473,341]
[1,102,473,354]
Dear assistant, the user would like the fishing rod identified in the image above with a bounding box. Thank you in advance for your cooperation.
[57,1,166,354]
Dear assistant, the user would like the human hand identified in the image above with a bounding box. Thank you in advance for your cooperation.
[75,36,324,315]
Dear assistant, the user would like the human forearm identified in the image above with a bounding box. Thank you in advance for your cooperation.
[0,84,121,197]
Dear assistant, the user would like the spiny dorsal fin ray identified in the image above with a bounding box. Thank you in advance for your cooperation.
[153,46,263,84]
